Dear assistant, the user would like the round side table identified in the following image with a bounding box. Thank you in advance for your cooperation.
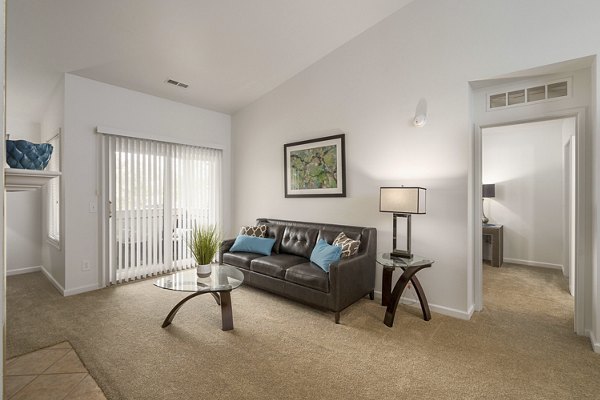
[376,253,434,327]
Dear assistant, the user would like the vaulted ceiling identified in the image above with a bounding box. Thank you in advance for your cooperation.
[7,0,414,122]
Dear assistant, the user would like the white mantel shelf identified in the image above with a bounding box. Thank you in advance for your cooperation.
[4,168,61,192]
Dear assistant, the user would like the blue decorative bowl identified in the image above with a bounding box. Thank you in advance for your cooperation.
[6,140,54,170]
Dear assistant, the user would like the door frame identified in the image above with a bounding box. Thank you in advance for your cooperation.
[563,135,576,296]
[469,108,587,335]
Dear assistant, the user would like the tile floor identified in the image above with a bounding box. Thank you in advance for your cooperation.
[4,341,106,399]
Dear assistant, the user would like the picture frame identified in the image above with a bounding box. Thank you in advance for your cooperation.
[284,133,346,198]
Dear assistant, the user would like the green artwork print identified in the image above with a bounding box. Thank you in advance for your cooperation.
[290,145,338,190]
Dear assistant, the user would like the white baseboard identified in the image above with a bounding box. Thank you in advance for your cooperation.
[588,329,600,353]
[504,258,562,270]
[41,266,65,295]
[373,290,473,320]
[7,265,42,276]
[63,284,101,297]
[467,303,475,318]
[40,266,101,296]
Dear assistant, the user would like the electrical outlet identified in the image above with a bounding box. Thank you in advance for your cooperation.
[81,260,91,271]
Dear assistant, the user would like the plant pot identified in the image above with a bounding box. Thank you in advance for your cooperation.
[196,263,212,277]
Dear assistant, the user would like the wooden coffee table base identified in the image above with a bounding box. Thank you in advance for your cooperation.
[161,290,234,331]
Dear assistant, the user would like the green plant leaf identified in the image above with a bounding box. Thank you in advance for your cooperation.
[187,224,221,265]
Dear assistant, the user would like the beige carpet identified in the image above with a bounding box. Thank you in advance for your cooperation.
[6,264,600,399]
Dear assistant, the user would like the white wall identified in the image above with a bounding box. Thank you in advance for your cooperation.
[6,192,42,273]
[483,119,564,268]
[6,118,39,141]
[1,1,6,382]
[40,80,65,289]
[5,117,43,273]
[62,74,231,294]
[232,0,600,325]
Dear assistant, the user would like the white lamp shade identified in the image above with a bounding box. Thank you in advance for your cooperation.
[379,187,426,214]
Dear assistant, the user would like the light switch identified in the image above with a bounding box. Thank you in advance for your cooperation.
[89,199,97,213]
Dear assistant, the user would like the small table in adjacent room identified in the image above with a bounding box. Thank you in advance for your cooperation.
[154,264,244,331]
[482,224,503,267]
[376,253,434,327]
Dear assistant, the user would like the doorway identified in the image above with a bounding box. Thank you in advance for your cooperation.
[98,133,223,285]
[481,117,576,311]
[471,111,586,335]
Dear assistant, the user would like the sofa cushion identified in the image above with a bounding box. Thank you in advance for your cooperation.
[222,252,264,270]
[230,235,276,256]
[239,225,267,238]
[333,232,361,258]
[285,262,330,293]
[265,224,284,254]
[310,239,342,272]
[280,226,318,259]
[250,254,307,279]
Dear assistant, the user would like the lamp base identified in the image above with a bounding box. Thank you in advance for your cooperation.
[392,213,413,260]
[391,250,413,260]
[482,198,489,224]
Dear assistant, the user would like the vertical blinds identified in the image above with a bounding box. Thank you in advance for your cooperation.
[107,135,222,284]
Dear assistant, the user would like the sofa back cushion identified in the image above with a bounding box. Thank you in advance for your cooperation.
[280,226,318,259]
[256,218,372,256]
[264,224,284,254]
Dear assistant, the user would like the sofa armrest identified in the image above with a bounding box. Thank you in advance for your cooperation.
[219,238,236,264]
[329,252,376,309]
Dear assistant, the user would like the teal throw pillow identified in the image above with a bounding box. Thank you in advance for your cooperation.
[230,235,275,256]
[310,239,342,272]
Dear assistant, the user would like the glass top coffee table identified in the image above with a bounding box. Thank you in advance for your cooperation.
[154,264,244,331]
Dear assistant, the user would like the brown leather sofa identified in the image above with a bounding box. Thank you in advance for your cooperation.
[219,218,377,323]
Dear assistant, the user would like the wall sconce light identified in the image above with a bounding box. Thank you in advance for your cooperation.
[413,98,427,127]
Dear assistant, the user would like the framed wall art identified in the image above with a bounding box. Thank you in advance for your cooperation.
[284,134,346,198]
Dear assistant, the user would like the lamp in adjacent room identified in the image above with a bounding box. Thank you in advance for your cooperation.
[379,187,427,259]
[482,183,496,224]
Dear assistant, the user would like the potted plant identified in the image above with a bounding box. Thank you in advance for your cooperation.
[188,224,220,275]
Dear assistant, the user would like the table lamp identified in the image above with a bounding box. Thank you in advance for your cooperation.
[379,187,426,259]
[482,184,496,224]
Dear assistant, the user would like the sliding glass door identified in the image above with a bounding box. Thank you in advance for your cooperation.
[101,135,222,284]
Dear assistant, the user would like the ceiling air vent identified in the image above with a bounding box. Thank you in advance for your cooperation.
[487,77,570,111]
[165,78,189,89]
